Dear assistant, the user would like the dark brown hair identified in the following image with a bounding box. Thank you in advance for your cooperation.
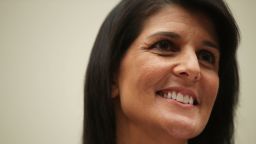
[84,0,240,144]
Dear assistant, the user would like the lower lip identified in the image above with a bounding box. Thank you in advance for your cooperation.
[157,95,196,109]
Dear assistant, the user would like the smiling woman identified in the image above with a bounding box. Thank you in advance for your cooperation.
[114,5,220,143]
[83,0,239,144]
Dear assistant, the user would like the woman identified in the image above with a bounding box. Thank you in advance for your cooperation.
[84,0,240,144]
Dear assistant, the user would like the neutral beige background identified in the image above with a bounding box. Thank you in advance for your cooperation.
[0,0,255,144]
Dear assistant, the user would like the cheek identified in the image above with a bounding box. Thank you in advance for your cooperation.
[120,55,169,92]
[117,56,172,115]
[136,65,165,90]
[201,72,219,109]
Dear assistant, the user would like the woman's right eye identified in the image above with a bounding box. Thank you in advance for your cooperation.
[150,39,179,54]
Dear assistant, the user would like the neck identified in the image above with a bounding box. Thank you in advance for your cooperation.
[115,104,188,144]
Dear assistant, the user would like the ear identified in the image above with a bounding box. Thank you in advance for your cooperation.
[111,73,120,98]
[111,83,119,98]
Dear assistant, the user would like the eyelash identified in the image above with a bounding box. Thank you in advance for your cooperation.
[150,39,179,54]
[197,50,216,65]
[149,39,217,65]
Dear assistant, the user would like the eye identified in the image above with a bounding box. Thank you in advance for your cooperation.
[197,50,215,64]
[150,39,179,54]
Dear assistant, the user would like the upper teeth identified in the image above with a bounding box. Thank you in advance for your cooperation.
[160,91,194,105]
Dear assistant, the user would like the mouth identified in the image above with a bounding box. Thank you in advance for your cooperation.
[156,90,199,106]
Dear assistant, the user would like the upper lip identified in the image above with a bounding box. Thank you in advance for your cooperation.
[155,86,199,104]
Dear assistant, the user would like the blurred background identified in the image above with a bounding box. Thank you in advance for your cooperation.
[0,0,255,144]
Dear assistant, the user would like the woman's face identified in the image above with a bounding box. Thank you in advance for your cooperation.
[114,4,220,142]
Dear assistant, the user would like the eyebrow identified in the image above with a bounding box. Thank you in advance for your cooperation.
[147,31,181,39]
[202,40,219,50]
[147,31,219,50]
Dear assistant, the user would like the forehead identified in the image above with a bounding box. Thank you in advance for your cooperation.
[139,4,218,45]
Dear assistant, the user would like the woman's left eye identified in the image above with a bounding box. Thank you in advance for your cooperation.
[197,50,215,65]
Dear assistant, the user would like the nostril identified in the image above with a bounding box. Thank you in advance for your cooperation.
[179,72,189,76]
[173,63,201,81]
[179,71,200,82]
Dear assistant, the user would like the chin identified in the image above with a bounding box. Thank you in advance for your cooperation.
[167,126,201,139]
[161,117,206,139]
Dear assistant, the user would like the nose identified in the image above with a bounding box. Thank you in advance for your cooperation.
[173,50,201,82]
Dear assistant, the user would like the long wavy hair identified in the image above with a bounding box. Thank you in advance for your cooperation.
[83,0,240,144]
